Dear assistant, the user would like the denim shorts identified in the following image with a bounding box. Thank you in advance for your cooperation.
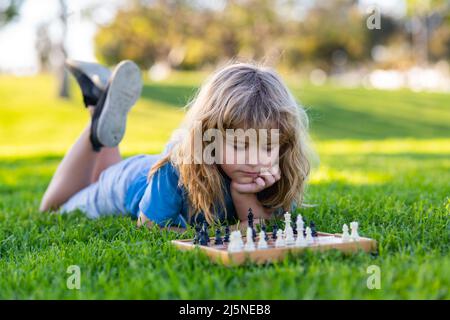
[59,154,162,219]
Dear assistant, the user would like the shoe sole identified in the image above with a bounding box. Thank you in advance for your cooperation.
[95,60,142,147]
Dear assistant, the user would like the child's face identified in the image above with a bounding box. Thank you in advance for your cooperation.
[219,134,280,184]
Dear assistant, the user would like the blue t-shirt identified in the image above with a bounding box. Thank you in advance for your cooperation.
[124,160,238,228]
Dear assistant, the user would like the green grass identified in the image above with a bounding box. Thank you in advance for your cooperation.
[0,72,449,299]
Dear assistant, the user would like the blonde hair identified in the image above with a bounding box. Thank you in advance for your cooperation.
[149,61,312,225]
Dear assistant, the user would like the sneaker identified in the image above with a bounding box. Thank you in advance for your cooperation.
[90,60,142,151]
[65,59,111,107]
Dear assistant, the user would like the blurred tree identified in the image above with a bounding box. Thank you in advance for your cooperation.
[35,22,52,72]
[56,0,69,98]
[93,0,450,71]
[0,0,24,26]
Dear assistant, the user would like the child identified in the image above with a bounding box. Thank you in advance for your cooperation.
[39,59,312,231]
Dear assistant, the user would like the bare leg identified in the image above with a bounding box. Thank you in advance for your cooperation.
[91,146,122,182]
[39,107,122,211]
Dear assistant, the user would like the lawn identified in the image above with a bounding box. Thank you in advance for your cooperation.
[0,72,449,299]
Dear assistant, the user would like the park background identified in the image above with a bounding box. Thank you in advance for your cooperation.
[0,0,449,299]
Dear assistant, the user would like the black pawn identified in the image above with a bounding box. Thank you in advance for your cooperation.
[199,230,208,246]
[224,226,230,243]
[203,222,210,244]
[193,224,201,244]
[261,224,269,241]
[199,222,209,246]
[272,225,278,240]
[310,221,318,237]
[215,228,223,245]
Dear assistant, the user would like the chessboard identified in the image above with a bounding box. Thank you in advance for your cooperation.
[171,231,377,266]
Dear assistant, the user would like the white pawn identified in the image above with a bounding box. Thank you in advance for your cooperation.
[341,223,351,242]
[257,230,268,249]
[295,227,307,247]
[296,214,304,235]
[228,231,243,252]
[305,226,314,244]
[244,227,256,251]
[284,226,295,245]
[350,221,360,240]
[275,229,286,247]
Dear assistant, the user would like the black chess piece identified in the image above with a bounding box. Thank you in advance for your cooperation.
[272,225,278,240]
[199,230,208,246]
[199,222,209,246]
[261,224,269,241]
[202,221,210,244]
[310,221,318,237]
[224,225,230,243]
[248,208,254,226]
[214,228,223,245]
[193,224,201,244]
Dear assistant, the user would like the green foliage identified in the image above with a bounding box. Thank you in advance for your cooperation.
[0,74,449,299]
[94,0,373,70]
[0,0,24,26]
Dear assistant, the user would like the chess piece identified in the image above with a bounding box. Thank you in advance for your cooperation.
[247,208,256,240]
[296,215,304,238]
[228,230,243,252]
[261,224,269,241]
[342,224,351,242]
[224,225,230,243]
[275,229,286,247]
[350,221,360,240]
[295,226,307,246]
[244,227,256,251]
[199,229,208,246]
[284,212,295,245]
[272,225,278,240]
[214,228,223,245]
[247,208,254,227]
[257,230,268,249]
[310,221,318,237]
[305,227,314,244]
[193,224,201,244]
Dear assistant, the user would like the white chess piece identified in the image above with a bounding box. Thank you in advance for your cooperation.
[257,230,268,249]
[296,215,304,235]
[275,229,286,247]
[228,230,243,252]
[305,227,314,244]
[244,227,256,251]
[341,223,351,242]
[284,212,295,245]
[295,226,307,247]
[350,221,360,240]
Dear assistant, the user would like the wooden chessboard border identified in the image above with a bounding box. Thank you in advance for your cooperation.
[171,231,377,266]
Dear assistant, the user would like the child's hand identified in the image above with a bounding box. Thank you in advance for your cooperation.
[231,165,280,194]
